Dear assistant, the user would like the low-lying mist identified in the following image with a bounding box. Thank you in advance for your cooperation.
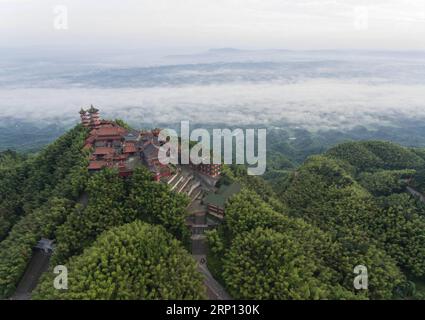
[1,49,424,131]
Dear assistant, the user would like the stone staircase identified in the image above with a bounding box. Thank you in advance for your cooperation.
[167,170,203,204]
[167,167,232,300]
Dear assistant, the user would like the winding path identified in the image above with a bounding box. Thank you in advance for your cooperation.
[187,200,232,300]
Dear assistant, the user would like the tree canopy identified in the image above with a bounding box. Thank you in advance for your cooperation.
[33,221,205,300]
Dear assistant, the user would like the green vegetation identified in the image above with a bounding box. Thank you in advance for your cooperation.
[114,119,132,131]
[371,194,425,277]
[52,168,128,263]
[282,152,425,278]
[0,198,75,297]
[0,124,193,299]
[0,125,88,241]
[2,123,425,300]
[49,165,192,276]
[33,221,205,300]
[125,168,190,243]
[325,141,385,172]
[208,140,425,300]
[358,169,414,196]
[207,190,402,299]
[326,141,424,172]
[0,150,26,169]
[0,125,89,297]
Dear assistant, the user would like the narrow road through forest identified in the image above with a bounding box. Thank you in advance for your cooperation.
[187,200,232,300]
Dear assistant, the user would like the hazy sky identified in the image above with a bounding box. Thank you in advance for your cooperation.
[1,0,425,53]
[1,1,425,129]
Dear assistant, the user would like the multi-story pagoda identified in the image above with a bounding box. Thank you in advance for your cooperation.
[79,108,91,127]
[80,105,101,129]
[87,105,101,129]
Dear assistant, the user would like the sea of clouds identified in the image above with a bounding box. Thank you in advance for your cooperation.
[1,49,424,131]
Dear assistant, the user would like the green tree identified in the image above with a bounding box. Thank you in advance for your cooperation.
[125,167,190,242]
[52,168,127,264]
[0,198,74,298]
[33,221,205,300]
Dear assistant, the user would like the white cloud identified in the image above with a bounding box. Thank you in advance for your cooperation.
[1,79,425,130]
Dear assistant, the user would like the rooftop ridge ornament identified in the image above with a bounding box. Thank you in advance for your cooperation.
[88,104,99,114]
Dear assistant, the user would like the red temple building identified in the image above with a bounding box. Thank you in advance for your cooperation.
[80,107,137,177]
[80,107,221,181]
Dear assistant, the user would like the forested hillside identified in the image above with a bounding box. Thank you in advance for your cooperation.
[1,127,425,300]
[0,125,200,299]
[33,221,205,300]
[208,141,425,300]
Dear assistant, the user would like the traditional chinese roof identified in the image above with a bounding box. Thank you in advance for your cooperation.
[88,161,107,170]
[79,108,87,115]
[100,120,114,126]
[87,105,99,114]
[96,127,127,137]
[124,130,140,142]
[93,147,115,156]
[95,135,123,141]
[34,238,54,252]
[124,143,137,154]
[84,118,153,176]
[86,136,96,144]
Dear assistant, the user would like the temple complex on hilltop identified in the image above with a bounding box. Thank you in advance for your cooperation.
[79,107,238,260]
[79,107,222,181]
